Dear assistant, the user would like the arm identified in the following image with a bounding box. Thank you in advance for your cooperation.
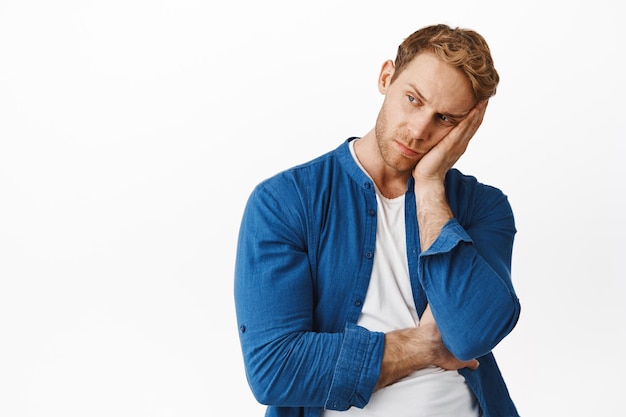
[234,179,383,410]
[413,102,520,360]
[413,101,488,251]
[375,305,479,390]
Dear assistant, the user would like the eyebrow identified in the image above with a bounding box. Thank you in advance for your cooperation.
[410,84,471,120]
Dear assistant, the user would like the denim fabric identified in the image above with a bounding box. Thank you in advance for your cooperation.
[234,138,521,417]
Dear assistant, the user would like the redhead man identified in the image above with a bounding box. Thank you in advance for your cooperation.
[235,24,521,417]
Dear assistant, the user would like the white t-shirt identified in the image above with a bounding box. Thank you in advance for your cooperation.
[320,141,480,417]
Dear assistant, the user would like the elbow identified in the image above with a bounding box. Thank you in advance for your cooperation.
[240,338,302,406]
[244,364,283,406]
[248,382,273,406]
[447,299,521,361]
[242,348,289,406]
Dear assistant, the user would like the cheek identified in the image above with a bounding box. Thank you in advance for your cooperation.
[422,127,453,149]
[388,111,413,134]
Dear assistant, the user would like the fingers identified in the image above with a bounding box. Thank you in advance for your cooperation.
[456,100,487,142]
[467,359,480,371]
[419,305,435,326]
[450,100,488,142]
[467,100,488,132]
[440,352,480,372]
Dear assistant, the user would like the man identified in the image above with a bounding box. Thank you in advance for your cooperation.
[234,24,521,417]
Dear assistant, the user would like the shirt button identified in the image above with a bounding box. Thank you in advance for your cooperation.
[354,300,362,306]
[365,182,372,189]
[239,325,246,333]
[365,251,373,259]
[368,209,376,216]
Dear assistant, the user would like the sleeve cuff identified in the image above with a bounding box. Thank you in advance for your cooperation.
[420,218,473,256]
[324,323,384,411]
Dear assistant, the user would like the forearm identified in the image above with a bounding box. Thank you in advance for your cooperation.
[237,252,381,407]
[238,326,382,409]
[420,243,520,360]
[418,219,520,360]
[376,321,479,390]
[375,327,434,389]
[415,180,453,251]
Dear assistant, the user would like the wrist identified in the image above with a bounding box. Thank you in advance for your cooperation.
[377,327,435,389]
[415,183,453,250]
[414,177,446,201]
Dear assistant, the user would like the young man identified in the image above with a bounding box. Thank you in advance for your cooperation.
[234,24,521,417]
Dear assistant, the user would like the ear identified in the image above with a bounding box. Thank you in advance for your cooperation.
[378,60,395,94]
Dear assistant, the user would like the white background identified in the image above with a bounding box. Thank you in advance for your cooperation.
[1,0,624,416]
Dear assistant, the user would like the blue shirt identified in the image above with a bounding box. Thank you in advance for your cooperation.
[234,138,521,417]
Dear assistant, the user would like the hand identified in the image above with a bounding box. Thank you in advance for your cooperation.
[419,306,479,371]
[375,306,479,389]
[413,100,488,184]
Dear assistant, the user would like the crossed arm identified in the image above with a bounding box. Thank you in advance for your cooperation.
[376,306,479,389]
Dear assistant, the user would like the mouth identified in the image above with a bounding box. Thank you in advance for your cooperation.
[395,141,422,158]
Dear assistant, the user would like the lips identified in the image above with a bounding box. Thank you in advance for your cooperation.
[395,140,421,157]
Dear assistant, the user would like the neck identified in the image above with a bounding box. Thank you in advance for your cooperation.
[354,130,411,199]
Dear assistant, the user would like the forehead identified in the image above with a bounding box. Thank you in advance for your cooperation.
[395,52,476,113]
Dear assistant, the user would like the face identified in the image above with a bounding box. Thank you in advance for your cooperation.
[375,52,476,174]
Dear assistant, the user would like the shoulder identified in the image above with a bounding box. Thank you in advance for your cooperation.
[244,139,353,211]
[445,168,508,200]
[258,143,343,189]
[253,138,364,198]
[445,168,514,225]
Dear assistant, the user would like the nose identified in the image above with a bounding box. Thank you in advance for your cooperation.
[407,111,434,142]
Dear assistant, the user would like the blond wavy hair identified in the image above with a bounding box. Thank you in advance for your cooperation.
[391,24,499,102]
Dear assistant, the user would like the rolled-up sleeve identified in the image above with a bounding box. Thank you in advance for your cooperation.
[324,323,384,411]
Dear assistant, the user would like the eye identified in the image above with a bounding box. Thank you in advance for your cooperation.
[407,95,422,106]
[437,113,458,126]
